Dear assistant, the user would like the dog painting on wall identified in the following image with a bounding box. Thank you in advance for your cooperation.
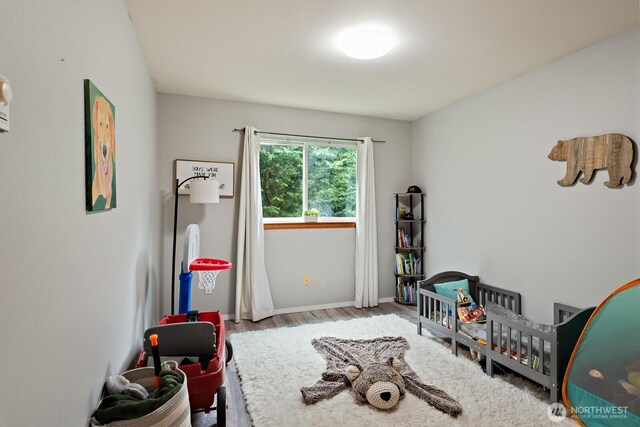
[84,80,116,211]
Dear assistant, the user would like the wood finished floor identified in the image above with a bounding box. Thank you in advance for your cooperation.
[191,302,416,427]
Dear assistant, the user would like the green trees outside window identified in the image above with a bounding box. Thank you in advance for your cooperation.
[260,142,356,219]
[308,145,356,217]
[260,144,303,217]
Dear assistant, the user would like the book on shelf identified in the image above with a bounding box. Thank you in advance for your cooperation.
[403,258,411,275]
[395,280,417,304]
[405,284,415,302]
[396,251,419,274]
[408,252,415,275]
[397,228,404,247]
[396,251,421,276]
[395,253,405,275]
[396,227,413,248]
[396,283,407,302]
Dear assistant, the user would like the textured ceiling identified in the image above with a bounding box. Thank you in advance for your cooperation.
[125,0,639,121]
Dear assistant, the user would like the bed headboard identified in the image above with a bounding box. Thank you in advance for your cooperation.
[553,302,583,324]
[420,271,480,295]
[476,282,521,314]
[420,271,522,314]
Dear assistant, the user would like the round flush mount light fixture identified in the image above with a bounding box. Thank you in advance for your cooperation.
[337,28,394,59]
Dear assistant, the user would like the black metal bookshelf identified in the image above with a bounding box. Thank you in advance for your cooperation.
[393,192,425,305]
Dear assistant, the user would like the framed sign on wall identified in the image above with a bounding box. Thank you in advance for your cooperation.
[174,159,235,198]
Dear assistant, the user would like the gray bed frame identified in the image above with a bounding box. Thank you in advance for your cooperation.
[417,271,595,403]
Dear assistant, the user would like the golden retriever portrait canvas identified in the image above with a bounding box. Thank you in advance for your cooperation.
[84,80,116,211]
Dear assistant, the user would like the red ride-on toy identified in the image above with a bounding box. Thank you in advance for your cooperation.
[136,310,233,426]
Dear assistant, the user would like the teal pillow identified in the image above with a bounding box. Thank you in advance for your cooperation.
[434,279,477,306]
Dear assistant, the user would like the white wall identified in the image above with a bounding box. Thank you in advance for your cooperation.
[0,1,158,425]
[412,28,640,323]
[158,94,412,316]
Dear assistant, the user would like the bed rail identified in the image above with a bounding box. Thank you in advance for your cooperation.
[486,312,552,388]
[417,287,457,341]
[487,304,595,402]
[417,271,474,349]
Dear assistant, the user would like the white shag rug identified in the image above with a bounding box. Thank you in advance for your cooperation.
[230,314,573,427]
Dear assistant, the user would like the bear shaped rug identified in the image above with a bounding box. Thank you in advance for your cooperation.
[301,336,462,416]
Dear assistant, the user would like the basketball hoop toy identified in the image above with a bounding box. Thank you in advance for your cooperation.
[190,258,232,294]
[178,224,232,314]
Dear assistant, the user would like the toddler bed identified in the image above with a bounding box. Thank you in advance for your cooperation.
[417,271,595,402]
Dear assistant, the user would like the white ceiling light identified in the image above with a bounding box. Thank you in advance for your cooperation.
[338,28,394,59]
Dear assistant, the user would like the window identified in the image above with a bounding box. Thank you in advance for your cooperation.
[259,139,356,220]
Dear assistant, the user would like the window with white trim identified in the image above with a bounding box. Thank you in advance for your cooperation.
[259,139,356,220]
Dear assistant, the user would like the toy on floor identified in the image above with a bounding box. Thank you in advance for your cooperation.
[626,360,640,391]
[106,375,148,400]
[134,223,233,426]
[92,368,184,425]
[178,224,231,314]
[581,366,640,415]
[149,333,162,388]
[300,336,462,416]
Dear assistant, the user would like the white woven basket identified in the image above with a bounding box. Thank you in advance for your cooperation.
[91,363,190,427]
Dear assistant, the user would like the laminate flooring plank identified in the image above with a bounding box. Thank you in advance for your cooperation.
[299,310,322,324]
[343,306,371,318]
[224,359,252,427]
[377,302,400,314]
[368,306,390,317]
[271,313,291,328]
[235,320,256,333]
[255,317,277,331]
[308,309,334,322]
[224,319,238,333]
[396,305,417,323]
[324,307,347,321]
[286,311,307,327]
[190,359,251,427]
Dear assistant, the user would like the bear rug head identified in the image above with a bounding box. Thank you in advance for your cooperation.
[300,336,462,416]
[346,357,405,410]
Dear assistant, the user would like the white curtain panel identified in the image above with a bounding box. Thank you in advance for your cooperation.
[354,137,379,308]
[235,126,275,323]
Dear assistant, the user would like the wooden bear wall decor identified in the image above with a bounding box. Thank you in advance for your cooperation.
[547,133,634,188]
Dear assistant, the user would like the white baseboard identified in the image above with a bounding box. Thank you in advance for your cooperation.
[221,297,396,321]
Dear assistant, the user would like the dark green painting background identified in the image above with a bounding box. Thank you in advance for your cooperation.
[84,80,116,211]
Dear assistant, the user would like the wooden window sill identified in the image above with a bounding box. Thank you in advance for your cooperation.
[264,221,356,230]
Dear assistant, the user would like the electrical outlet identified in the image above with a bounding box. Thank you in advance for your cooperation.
[304,275,310,286]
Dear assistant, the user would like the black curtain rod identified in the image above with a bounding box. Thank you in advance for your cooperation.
[232,128,385,144]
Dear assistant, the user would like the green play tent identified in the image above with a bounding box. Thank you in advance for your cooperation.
[563,278,640,427]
